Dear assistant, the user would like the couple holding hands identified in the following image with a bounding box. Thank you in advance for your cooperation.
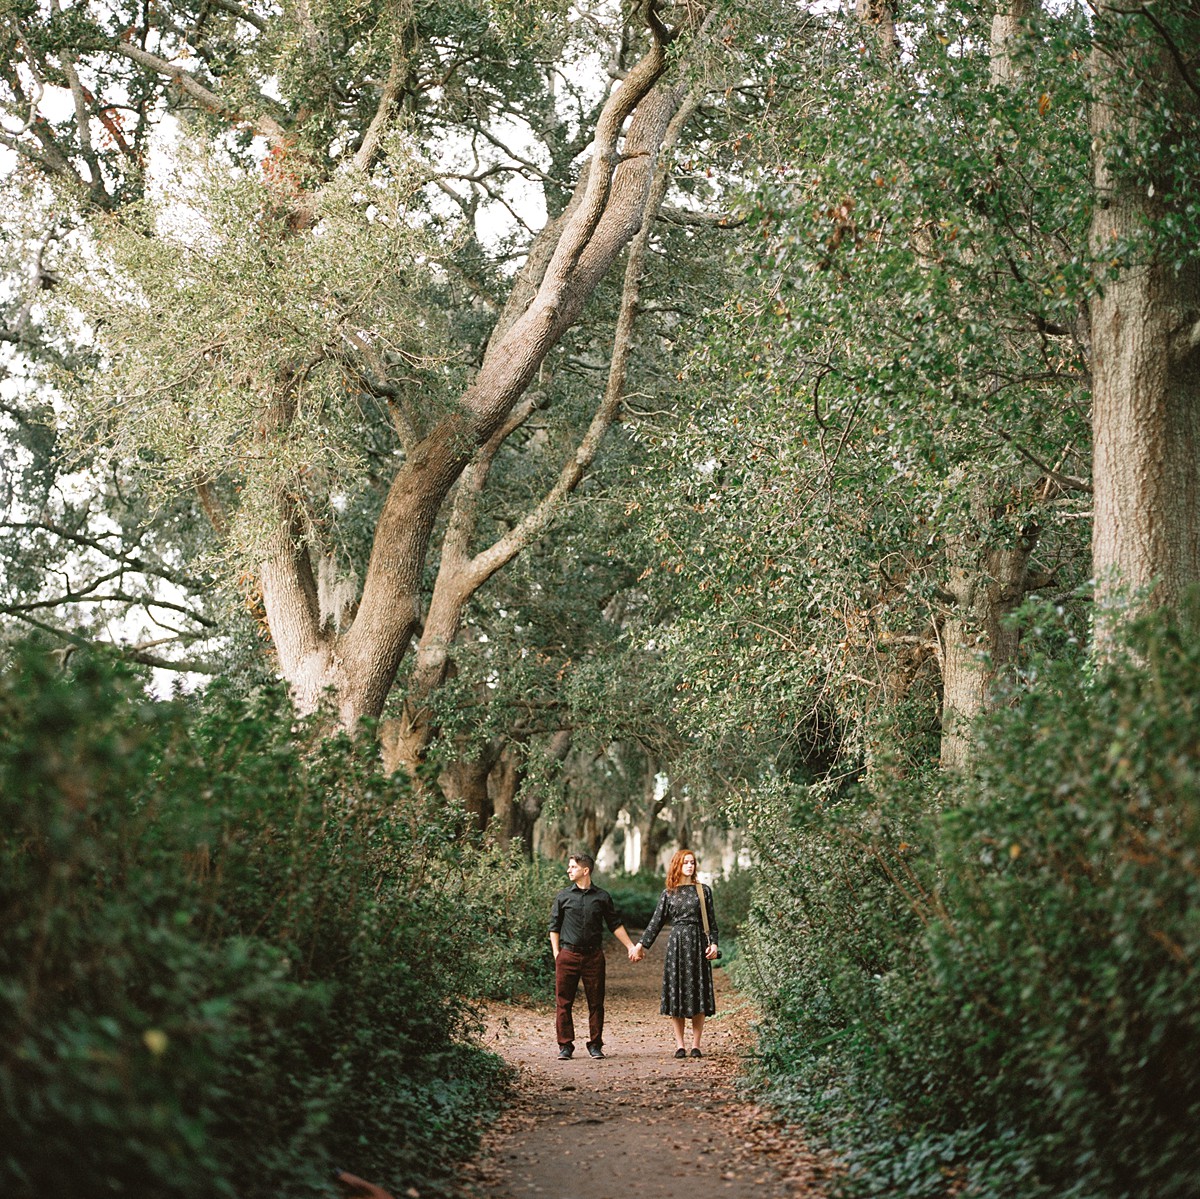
[548,849,719,1061]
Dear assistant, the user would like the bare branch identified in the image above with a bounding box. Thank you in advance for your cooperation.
[1,519,211,592]
[339,329,423,450]
[112,43,289,148]
[658,204,746,227]
[3,586,217,626]
[0,113,85,185]
[7,611,220,673]
[0,47,42,137]
[352,54,406,173]
[194,479,230,540]
[52,7,100,187]
[469,123,570,191]
[1123,4,1200,100]
[204,0,268,33]
[989,424,1093,493]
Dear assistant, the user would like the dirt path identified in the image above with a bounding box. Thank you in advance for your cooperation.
[456,944,831,1199]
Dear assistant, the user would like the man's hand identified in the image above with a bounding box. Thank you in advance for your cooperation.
[629,944,645,962]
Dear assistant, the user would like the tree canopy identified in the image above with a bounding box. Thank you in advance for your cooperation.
[2,0,1198,809]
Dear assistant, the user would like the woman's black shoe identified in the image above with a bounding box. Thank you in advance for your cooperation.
[674,1047,687,1058]
[690,1048,702,1058]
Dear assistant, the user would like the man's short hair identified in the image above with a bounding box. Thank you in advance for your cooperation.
[571,852,596,871]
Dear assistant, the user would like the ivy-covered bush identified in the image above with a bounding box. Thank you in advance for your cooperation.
[733,772,938,1190]
[739,604,1200,1198]
[0,647,541,1199]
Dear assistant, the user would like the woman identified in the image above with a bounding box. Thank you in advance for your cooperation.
[633,848,719,1058]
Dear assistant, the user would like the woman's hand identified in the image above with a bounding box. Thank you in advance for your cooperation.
[704,944,719,960]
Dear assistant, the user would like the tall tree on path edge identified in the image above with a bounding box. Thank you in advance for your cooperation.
[0,0,723,779]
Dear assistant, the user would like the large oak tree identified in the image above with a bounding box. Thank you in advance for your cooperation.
[1,0,725,778]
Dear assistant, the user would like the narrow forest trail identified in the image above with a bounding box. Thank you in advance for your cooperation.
[455,943,831,1199]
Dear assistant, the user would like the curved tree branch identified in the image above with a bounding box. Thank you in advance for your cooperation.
[336,7,702,724]
[388,83,703,772]
[112,42,289,148]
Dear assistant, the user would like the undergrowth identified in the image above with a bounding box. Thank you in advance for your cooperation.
[0,647,550,1199]
[735,603,1200,1198]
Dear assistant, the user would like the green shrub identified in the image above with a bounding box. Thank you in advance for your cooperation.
[0,647,524,1199]
[920,606,1200,1198]
[714,863,757,940]
[430,842,557,1002]
[737,602,1200,1199]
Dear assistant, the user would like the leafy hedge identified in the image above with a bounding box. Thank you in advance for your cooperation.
[0,648,549,1199]
[737,604,1200,1198]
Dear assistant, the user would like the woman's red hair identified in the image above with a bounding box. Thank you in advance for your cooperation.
[665,848,698,891]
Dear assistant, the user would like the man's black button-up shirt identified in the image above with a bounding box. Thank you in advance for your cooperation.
[548,884,624,951]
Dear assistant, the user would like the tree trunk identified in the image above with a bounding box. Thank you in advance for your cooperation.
[633,758,671,872]
[438,740,502,833]
[577,806,616,860]
[378,85,701,779]
[525,729,574,859]
[939,501,1039,772]
[936,1,1054,772]
[989,0,1031,88]
[489,744,537,854]
[1089,9,1200,650]
[854,0,898,61]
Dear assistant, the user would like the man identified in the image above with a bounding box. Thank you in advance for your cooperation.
[548,852,640,1060]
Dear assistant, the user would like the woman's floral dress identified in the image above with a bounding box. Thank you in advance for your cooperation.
[640,884,719,1018]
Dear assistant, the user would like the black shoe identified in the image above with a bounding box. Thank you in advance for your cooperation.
[558,1045,574,1060]
[587,1043,605,1059]
[674,1047,687,1058]
[690,1048,703,1058]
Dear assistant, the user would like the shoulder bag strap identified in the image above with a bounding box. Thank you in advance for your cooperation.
[694,880,711,938]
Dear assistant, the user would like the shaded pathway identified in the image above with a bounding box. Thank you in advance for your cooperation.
[456,943,831,1199]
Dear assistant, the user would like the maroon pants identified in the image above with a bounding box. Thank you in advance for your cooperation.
[555,946,606,1048]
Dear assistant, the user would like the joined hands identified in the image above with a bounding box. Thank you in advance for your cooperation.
[627,943,646,963]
